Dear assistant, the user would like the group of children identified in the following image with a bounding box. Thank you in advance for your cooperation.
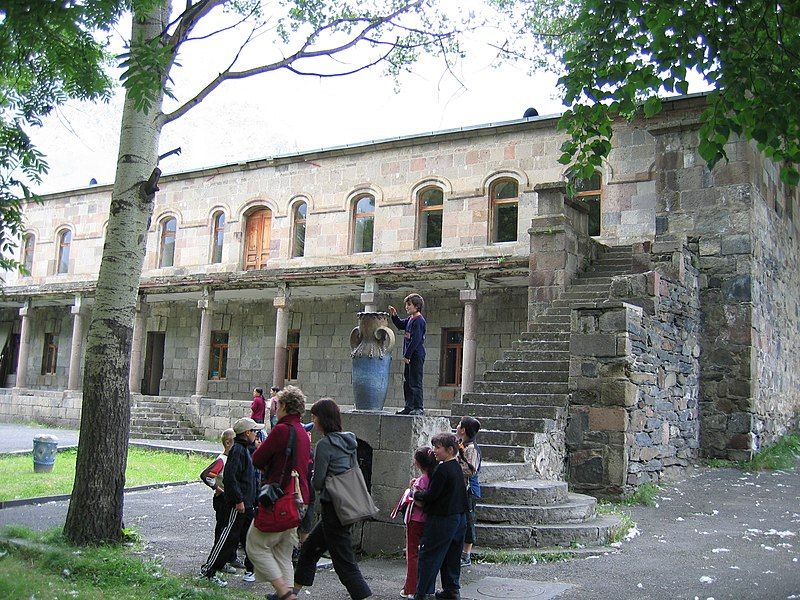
[199,385,482,600]
[399,416,481,600]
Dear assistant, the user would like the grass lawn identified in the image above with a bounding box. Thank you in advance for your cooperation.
[0,448,211,502]
[0,527,261,600]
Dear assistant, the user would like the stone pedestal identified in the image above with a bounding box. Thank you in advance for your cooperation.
[340,411,451,553]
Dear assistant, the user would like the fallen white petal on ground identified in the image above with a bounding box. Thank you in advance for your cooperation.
[711,548,730,553]
[699,576,716,583]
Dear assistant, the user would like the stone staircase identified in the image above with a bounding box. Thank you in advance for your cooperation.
[129,395,203,441]
[451,245,633,548]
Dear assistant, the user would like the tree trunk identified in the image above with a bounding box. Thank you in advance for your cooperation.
[64,1,170,545]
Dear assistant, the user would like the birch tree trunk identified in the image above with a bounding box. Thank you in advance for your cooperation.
[64,1,170,545]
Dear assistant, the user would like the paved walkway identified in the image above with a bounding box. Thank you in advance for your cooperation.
[0,421,798,599]
[0,422,220,454]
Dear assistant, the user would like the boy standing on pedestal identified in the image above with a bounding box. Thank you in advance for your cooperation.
[389,293,427,416]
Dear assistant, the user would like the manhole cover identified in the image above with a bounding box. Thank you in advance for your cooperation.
[461,577,573,600]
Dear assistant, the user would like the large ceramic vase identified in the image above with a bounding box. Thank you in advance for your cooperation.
[350,311,396,411]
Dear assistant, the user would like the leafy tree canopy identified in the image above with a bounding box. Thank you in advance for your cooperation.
[0,0,125,271]
[496,0,800,185]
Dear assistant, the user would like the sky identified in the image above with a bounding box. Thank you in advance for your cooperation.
[32,3,567,194]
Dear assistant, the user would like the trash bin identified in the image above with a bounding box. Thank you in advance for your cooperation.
[33,434,59,473]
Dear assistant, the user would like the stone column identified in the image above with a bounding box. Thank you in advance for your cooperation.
[15,302,30,389]
[459,276,479,396]
[272,289,291,388]
[194,290,214,396]
[361,276,378,312]
[67,295,88,390]
[128,296,148,393]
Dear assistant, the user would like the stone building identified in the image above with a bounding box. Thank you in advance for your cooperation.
[0,93,798,505]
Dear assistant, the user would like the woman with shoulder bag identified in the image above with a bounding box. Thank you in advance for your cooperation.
[293,398,372,600]
[249,386,311,600]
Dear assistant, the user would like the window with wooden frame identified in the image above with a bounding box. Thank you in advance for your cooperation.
[208,331,229,380]
[57,229,71,274]
[22,233,35,275]
[418,187,443,248]
[211,211,225,263]
[440,328,464,386]
[41,333,58,375]
[352,195,375,253]
[292,202,307,258]
[286,329,300,380]
[490,179,519,243]
[573,172,603,236]
[159,217,177,268]
[244,208,272,270]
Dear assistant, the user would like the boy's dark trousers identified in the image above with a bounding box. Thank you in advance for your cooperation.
[403,354,425,411]
[202,505,249,577]
[414,512,466,600]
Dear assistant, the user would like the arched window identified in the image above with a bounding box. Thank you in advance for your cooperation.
[352,195,375,253]
[22,233,35,274]
[211,211,225,263]
[292,202,307,258]
[57,229,72,274]
[418,187,443,248]
[490,179,519,243]
[159,217,177,268]
[572,172,603,236]
[244,208,272,270]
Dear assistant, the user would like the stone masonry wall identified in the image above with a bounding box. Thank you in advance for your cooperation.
[567,240,701,496]
[141,288,526,409]
[749,146,800,451]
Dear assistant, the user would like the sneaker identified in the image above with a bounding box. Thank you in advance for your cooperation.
[208,574,228,588]
[435,591,460,600]
[242,571,256,582]
[221,563,237,574]
[409,408,424,416]
[460,552,471,566]
[228,557,246,569]
[396,408,412,415]
[401,592,415,599]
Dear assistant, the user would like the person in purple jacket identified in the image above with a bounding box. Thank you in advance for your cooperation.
[389,293,427,415]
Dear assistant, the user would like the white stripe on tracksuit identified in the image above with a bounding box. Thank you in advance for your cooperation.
[202,505,240,575]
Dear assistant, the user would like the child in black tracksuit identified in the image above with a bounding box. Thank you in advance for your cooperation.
[411,432,468,600]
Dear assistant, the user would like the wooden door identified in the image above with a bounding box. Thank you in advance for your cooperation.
[244,209,272,270]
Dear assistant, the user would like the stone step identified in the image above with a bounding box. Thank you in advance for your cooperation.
[585,263,631,272]
[130,418,182,428]
[565,282,610,293]
[479,461,534,483]
[502,350,569,362]
[473,381,569,394]
[133,432,203,441]
[483,370,568,383]
[475,514,623,548]
[511,340,569,351]
[492,360,569,372]
[478,493,596,525]
[131,425,200,437]
[452,402,565,419]
[449,414,563,432]
[524,322,571,332]
[533,314,572,324]
[134,401,175,409]
[480,444,528,463]
[560,290,609,300]
[480,427,555,445]
[460,392,568,407]
[520,330,570,340]
[480,479,569,505]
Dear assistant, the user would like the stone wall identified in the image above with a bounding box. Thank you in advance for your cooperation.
[749,147,800,452]
[0,388,82,428]
[567,240,701,496]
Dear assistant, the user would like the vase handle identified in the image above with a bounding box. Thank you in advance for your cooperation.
[349,326,362,352]
[374,326,396,356]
